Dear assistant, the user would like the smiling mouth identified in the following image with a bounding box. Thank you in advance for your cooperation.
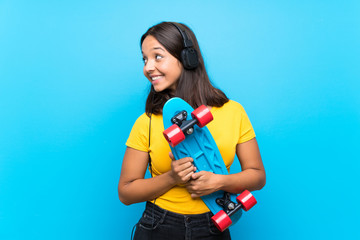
[151,76,162,81]
[151,76,163,84]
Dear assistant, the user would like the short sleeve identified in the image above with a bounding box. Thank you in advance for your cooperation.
[125,113,150,152]
[238,105,256,144]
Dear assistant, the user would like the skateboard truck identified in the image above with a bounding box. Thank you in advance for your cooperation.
[171,110,197,135]
[212,190,257,232]
[216,192,237,214]
[163,105,213,147]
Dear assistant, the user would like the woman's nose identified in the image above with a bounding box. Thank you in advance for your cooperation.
[144,59,155,72]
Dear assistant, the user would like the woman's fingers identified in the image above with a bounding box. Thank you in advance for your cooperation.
[169,153,196,184]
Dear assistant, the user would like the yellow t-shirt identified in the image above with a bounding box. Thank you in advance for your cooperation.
[125,100,256,214]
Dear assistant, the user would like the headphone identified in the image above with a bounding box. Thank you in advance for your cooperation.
[170,22,199,70]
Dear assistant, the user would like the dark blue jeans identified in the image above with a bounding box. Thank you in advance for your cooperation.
[133,202,231,240]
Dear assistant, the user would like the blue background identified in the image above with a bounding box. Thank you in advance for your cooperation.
[1,0,359,239]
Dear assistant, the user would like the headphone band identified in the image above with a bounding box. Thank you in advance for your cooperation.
[171,23,193,48]
[170,22,199,70]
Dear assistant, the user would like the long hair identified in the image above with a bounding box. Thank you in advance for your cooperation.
[141,22,229,115]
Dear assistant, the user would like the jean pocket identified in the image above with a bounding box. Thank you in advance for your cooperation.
[137,212,161,230]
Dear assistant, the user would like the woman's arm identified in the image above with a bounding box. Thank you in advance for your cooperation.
[186,138,266,198]
[118,147,196,205]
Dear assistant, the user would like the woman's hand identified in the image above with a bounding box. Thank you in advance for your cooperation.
[169,152,196,185]
[186,171,222,198]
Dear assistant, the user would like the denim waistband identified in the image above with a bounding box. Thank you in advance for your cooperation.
[144,201,213,226]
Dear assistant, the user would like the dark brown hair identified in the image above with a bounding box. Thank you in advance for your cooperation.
[141,22,228,115]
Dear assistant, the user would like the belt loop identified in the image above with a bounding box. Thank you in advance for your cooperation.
[206,212,212,228]
[159,208,167,224]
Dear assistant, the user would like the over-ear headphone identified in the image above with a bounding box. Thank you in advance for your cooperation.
[171,22,199,70]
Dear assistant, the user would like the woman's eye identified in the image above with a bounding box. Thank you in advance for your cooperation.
[156,55,163,60]
[142,58,147,64]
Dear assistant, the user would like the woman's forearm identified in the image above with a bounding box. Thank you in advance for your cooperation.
[118,171,176,205]
[218,168,266,194]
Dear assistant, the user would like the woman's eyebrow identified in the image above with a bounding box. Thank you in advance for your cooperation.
[153,47,165,51]
[142,47,165,55]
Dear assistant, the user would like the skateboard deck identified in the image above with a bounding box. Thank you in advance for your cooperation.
[162,97,256,231]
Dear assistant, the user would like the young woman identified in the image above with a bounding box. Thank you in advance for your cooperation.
[118,21,266,240]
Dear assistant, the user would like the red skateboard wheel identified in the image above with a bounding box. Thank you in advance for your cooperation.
[236,190,257,211]
[163,124,185,147]
[191,105,213,128]
[211,210,232,232]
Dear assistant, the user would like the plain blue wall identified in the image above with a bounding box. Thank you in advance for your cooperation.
[1,0,359,239]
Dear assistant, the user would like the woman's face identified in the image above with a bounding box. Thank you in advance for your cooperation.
[142,35,182,92]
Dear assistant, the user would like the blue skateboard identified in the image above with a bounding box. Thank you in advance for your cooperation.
[162,97,257,231]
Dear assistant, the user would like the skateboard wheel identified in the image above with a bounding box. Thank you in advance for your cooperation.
[191,105,213,128]
[211,210,232,232]
[163,124,185,147]
[236,190,257,211]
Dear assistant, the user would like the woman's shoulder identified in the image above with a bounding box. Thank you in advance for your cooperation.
[131,112,150,127]
[220,99,247,113]
[132,112,163,126]
[136,112,150,120]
